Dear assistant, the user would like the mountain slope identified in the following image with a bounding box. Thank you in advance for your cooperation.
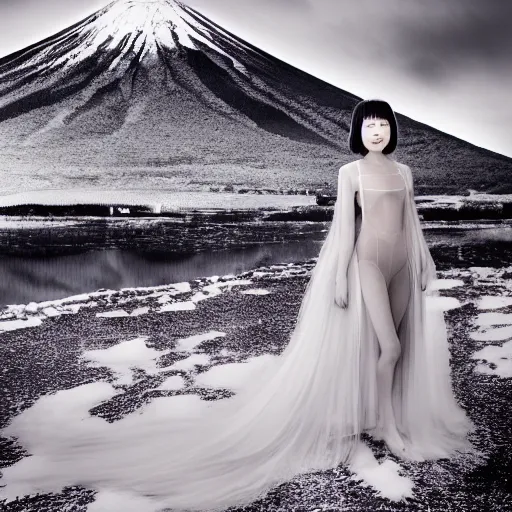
[0,0,510,196]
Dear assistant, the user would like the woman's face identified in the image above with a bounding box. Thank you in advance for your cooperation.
[361,116,391,153]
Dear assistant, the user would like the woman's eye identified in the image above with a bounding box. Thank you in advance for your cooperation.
[366,122,387,127]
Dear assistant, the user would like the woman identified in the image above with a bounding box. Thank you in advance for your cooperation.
[335,99,459,457]
[0,100,472,510]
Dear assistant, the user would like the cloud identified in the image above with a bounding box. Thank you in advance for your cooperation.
[301,0,511,77]
[404,1,511,60]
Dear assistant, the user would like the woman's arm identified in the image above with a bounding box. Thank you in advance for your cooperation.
[336,165,356,281]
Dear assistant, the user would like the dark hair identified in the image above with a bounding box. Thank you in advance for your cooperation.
[348,99,398,155]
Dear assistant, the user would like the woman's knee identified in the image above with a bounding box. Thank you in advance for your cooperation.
[380,341,401,365]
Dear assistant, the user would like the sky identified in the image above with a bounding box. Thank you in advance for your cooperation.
[0,0,510,158]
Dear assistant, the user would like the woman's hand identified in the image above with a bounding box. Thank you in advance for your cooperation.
[335,275,349,308]
[421,265,428,292]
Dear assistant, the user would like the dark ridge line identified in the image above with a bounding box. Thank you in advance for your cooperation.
[0,31,94,96]
[0,30,84,84]
[127,34,149,89]
[183,42,337,148]
[0,6,109,70]
[156,41,223,107]
[44,30,90,64]
[0,37,129,123]
[64,32,148,125]
[155,41,252,127]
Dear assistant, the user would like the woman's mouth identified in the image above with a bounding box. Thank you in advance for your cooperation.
[372,139,383,145]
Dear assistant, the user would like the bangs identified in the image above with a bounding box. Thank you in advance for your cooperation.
[360,100,395,122]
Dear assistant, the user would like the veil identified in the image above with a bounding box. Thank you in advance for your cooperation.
[0,160,472,510]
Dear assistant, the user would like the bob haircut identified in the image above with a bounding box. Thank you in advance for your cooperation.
[349,99,398,155]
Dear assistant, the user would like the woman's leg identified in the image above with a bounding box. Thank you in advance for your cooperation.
[357,258,407,454]
[388,261,411,332]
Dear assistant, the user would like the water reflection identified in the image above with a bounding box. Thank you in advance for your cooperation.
[0,222,511,308]
[425,222,512,246]
[0,240,324,306]
[424,223,512,270]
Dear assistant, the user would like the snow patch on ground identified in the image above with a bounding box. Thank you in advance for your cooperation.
[474,312,512,326]
[426,296,462,312]
[0,278,226,330]
[172,331,226,352]
[97,310,131,318]
[470,270,512,377]
[0,317,43,332]
[154,375,185,391]
[472,340,512,378]
[159,301,196,312]
[470,267,498,282]
[81,336,173,386]
[88,488,164,512]
[477,295,512,310]
[240,288,271,295]
[470,325,512,342]
[431,278,465,290]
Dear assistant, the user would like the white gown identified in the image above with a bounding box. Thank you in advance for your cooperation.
[0,159,473,511]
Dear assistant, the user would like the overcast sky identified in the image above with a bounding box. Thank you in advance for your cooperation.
[0,0,510,158]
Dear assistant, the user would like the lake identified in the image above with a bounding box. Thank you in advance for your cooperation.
[0,218,511,306]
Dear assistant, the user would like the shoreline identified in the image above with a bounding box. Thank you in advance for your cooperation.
[1,202,512,222]
[0,189,511,222]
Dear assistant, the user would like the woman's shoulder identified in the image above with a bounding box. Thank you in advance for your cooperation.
[339,160,360,175]
[338,161,359,189]
[394,160,411,173]
[341,159,361,169]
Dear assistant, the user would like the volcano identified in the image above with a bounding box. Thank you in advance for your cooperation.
[0,0,510,196]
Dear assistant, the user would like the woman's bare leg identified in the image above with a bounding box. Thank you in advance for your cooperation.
[357,259,409,455]
[383,261,411,436]
[388,262,411,335]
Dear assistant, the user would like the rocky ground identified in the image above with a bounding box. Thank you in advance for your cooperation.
[0,260,511,511]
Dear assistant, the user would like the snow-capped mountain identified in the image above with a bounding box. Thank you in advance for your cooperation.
[3,0,250,81]
[0,0,509,196]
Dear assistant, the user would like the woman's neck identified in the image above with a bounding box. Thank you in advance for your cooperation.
[362,152,391,166]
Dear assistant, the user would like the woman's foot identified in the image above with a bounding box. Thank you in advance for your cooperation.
[383,426,406,456]
[372,423,406,456]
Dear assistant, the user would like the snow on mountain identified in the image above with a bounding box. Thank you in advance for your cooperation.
[22,0,248,75]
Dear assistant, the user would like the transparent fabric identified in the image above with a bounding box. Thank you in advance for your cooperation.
[0,160,473,511]
[356,168,408,284]
[355,164,410,430]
